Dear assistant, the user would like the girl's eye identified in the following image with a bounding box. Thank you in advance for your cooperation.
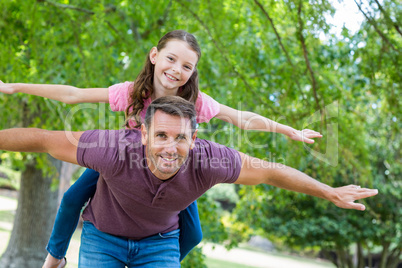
[184,65,192,71]
[167,56,174,61]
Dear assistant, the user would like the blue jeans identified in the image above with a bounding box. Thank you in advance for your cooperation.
[79,221,180,267]
[46,169,202,261]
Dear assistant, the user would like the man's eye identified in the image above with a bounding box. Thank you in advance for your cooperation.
[156,134,166,138]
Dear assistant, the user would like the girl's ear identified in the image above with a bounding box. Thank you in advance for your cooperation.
[149,47,158,64]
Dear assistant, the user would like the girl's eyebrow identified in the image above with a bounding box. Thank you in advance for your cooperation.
[167,53,195,67]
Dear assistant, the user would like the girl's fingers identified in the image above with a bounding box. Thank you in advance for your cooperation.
[302,129,322,136]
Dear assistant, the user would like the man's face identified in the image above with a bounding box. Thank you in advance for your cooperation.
[141,110,197,180]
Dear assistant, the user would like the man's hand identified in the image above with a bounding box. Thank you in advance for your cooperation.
[288,128,323,144]
[330,185,378,211]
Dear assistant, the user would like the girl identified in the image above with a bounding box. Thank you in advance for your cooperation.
[0,30,321,268]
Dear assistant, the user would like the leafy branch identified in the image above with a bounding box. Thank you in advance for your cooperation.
[353,0,399,52]
[38,0,170,42]
[175,0,257,97]
[254,0,293,68]
[253,0,309,107]
[37,0,95,14]
[297,0,322,114]
[141,1,172,40]
[373,0,402,37]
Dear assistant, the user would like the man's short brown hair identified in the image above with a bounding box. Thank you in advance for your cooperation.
[144,96,197,134]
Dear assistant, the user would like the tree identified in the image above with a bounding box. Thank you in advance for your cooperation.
[225,0,401,267]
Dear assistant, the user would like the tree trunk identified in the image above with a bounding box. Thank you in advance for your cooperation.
[0,159,60,268]
[385,246,401,268]
[357,242,365,268]
[368,251,373,268]
[379,241,390,268]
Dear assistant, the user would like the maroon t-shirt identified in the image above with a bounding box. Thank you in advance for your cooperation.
[77,129,241,240]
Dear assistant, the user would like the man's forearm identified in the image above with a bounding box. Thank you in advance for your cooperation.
[0,128,49,153]
[265,164,334,201]
[264,163,378,210]
[0,128,81,165]
[236,153,378,210]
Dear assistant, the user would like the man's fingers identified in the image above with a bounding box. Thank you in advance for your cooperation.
[347,202,366,211]
[348,188,378,210]
[334,185,378,211]
[303,138,315,144]
[355,188,379,199]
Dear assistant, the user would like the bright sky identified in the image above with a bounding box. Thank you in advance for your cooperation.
[326,0,365,36]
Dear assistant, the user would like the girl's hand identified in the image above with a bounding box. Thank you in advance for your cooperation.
[0,80,15,94]
[288,129,322,144]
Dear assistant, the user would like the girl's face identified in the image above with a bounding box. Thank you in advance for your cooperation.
[150,40,198,95]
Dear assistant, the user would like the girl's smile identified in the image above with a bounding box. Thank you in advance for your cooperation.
[165,72,179,81]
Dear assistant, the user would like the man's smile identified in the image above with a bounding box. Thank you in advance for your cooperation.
[160,154,179,162]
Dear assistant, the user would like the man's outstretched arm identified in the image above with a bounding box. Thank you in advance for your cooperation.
[234,152,378,211]
[0,128,84,164]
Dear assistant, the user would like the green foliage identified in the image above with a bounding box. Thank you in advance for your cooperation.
[0,166,20,190]
[0,0,400,267]
[181,247,207,268]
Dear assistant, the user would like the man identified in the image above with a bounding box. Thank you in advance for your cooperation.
[0,96,378,267]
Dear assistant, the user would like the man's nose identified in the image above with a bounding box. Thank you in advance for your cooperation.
[164,140,178,154]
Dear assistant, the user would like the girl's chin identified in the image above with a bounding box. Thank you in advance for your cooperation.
[161,83,180,91]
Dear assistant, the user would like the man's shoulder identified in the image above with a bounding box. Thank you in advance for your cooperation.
[83,129,141,135]
[80,129,142,145]
[193,138,239,156]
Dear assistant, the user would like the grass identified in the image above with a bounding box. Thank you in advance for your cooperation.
[238,244,335,267]
[205,258,258,268]
[0,210,15,224]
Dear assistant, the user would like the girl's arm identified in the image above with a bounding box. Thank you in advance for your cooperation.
[0,81,109,104]
[216,104,322,144]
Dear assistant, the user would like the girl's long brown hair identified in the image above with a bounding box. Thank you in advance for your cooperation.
[125,30,201,128]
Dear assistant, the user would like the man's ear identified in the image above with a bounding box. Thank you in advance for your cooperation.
[189,129,198,150]
[141,124,148,146]
[149,47,158,64]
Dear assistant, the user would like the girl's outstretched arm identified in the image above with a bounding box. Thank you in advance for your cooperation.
[216,104,322,144]
[0,81,109,104]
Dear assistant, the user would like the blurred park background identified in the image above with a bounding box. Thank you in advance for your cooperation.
[0,0,400,267]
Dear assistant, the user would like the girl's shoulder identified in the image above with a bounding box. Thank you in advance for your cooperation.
[195,90,221,123]
[109,81,134,92]
[196,90,220,106]
[109,81,134,112]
